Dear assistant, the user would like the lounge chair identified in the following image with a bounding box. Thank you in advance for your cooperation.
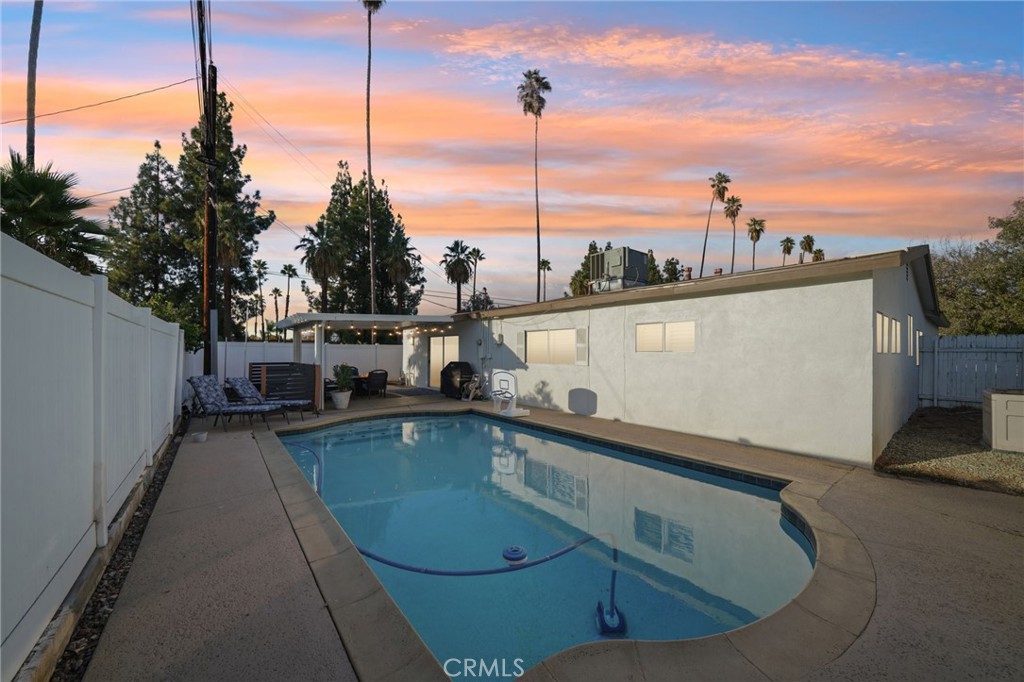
[187,375,287,430]
[366,369,388,398]
[490,369,530,417]
[225,376,317,420]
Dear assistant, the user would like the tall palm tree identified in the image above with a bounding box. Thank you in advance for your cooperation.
[1,151,108,273]
[270,287,282,333]
[253,259,268,338]
[723,195,742,274]
[440,239,472,312]
[699,172,730,278]
[362,0,385,315]
[468,246,485,299]
[26,1,44,170]
[539,258,552,301]
[747,217,766,270]
[280,263,298,338]
[780,236,796,266]
[799,234,815,264]
[517,69,552,302]
[812,248,826,262]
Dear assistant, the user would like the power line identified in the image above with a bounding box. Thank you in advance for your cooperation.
[220,76,332,189]
[1,78,197,125]
[82,186,133,200]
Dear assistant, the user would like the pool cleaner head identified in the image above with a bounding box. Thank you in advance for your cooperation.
[502,545,528,566]
[596,601,627,635]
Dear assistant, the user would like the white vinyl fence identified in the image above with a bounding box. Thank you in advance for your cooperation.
[181,340,403,392]
[919,335,1024,407]
[1,235,184,682]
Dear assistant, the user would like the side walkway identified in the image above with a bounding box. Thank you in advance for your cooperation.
[83,418,357,682]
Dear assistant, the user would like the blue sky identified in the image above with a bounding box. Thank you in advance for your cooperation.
[2,1,1022,313]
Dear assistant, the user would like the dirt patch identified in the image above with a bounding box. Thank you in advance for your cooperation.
[876,407,1023,495]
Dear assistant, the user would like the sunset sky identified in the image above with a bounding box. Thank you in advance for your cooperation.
[2,1,1022,315]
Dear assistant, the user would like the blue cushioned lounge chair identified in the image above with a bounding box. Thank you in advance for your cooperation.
[187,375,286,430]
[225,376,316,420]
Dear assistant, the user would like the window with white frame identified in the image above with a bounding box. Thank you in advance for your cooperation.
[635,320,696,353]
[526,328,581,365]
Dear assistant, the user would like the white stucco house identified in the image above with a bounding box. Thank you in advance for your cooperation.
[403,246,946,467]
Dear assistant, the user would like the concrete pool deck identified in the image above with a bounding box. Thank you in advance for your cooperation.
[82,394,1024,681]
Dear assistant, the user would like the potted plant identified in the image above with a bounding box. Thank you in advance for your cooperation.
[331,364,355,409]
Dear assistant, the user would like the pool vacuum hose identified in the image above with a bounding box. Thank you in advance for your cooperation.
[596,545,627,635]
[357,534,627,636]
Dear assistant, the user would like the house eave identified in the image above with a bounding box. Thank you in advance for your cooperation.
[460,247,940,322]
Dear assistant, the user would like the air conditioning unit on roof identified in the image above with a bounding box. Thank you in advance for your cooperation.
[589,247,648,293]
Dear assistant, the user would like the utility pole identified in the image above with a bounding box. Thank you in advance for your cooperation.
[197,0,219,376]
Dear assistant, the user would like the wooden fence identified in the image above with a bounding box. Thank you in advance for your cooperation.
[919,335,1024,407]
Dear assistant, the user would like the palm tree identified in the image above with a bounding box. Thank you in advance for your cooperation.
[723,195,742,274]
[699,172,730,278]
[386,237,417,314]
[468,247,485,299]
[517,69,552,302]
[812,248,826,262]
[1,150,109,274]
[362,0,386,315]
[539,258,552,301]
[270,287,282,333]
[215,203,246,339]
[799,234,815,264]
[297,220,341,312]
[440,240,472,312]
[253,259,268,338]
[26,1,44,169]
[780,236,796,266]
[280,263,298,338]
[747,217,766,270]
[569,269,589,297]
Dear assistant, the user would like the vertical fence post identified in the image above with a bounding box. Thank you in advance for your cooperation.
[92,275,109,548]
[176,328,186,419]
[932,336,939,407]
[143,308,154,467]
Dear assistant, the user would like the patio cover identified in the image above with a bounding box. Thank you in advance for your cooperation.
[275,313,454,406]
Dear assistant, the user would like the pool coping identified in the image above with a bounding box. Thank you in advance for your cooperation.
[255,403,875,681]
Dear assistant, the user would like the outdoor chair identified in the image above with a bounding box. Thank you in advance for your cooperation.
[490,369,530,418]
[225,376,317,420]
[366,369,388,398]
[187,375,287,430]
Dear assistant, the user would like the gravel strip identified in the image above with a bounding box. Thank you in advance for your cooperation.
[875,407,1024,495]
[50,415,190,681]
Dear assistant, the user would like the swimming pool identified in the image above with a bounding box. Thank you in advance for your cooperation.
[280,414,814,674]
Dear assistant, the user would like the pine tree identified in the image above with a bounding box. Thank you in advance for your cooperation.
[108,141,181,304]
[662,257,682,282]
[175,93,275,339]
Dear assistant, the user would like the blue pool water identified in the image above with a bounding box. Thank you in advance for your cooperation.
[281,415,814,673]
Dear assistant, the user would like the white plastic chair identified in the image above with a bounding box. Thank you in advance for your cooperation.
[490,369,530,417]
